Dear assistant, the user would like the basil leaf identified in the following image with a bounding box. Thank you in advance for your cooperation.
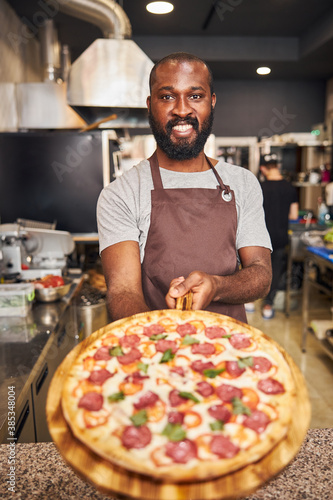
[181,335,200,345]
[137,362,149,374]
[109,346,124,357]
[178,391,200,403]
[130,409,148,427]
[237,356,253,369]
[231,397,252,416]
[150,333,168,341]
[222,334,232,339]
[162,423,186,442]
[203,368,225,378]
[209,420,224,431]
[108,391,125,402]
[160,348,175,363]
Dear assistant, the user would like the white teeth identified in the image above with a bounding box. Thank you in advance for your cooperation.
[173,124,192,132]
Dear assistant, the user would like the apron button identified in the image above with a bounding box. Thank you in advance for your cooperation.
[222,190,232,202]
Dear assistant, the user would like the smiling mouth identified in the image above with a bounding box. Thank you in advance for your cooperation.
[172,124,193,132]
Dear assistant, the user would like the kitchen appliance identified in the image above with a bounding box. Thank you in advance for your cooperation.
[0,223,75,280]
[56,0,154,127]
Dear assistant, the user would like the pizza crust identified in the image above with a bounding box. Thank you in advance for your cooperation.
[61,310,296,483]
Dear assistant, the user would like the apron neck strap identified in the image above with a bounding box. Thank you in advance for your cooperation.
[148,150,229,192]
[148,151,163,189]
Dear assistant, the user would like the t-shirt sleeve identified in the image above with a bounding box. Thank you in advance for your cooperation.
[235,170,272,251]
[97,174,140,254]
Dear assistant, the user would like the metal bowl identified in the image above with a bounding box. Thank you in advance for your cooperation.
[34,278,72,303]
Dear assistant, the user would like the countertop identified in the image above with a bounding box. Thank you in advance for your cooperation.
[0,276,83,442]
[0,428,332,500]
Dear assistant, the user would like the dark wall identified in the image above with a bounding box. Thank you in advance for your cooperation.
[211,79,326,137]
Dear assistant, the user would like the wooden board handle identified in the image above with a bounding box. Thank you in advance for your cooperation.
[176,291,193,310]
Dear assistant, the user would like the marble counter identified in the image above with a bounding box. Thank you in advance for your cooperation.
[0,428,332,500]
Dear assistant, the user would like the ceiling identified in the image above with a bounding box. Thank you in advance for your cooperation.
[7,0,333,81]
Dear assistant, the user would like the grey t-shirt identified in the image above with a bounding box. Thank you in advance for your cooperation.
[97,159,272,262]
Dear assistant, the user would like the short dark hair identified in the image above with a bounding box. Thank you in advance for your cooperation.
[149,52,214,95]
[261,159,278,169]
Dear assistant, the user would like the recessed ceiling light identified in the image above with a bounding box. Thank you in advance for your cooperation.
[256,67,271,75]
[146,2,174,14]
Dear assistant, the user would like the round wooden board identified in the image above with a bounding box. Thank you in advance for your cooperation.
[46,318,311,500]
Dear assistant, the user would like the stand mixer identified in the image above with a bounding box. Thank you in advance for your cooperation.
[0,223,75,280]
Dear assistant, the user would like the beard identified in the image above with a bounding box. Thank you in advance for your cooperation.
[148,107,215,161]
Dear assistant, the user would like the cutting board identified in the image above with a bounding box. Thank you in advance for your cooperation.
[46,323,311,500]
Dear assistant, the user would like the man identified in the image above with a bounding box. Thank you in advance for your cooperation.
[259,158,298,319]
[97,52,272,322]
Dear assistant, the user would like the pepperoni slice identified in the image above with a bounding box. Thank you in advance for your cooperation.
[208,404,231,422]
[251,356,272,373]
[88,369,113,385]
[191,343,216,356]
[216,383,243,402]
[205,326,227,339]
[243,410,270,433]
[119,335,140,348]
[93,346,111,361]
[165,439,197,463]
[196,381,214,397]
[176,323,197,337]
[121,425,152,449]
[191,360,215,373]
[170,366,185,377]
[155,339,178,353]
[168,411,185,424]
[78,392,103,411]
[124,371,149,383]
[143,324,165,337]
[117,347,141,365]
[169,389,189,407]
[210,435,240,458]
[229,333,252,350]
[225,360,245,378]
[133,391,159,410]
[257,377,285,394]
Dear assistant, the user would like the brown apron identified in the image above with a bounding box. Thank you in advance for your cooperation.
[141,151,247,323]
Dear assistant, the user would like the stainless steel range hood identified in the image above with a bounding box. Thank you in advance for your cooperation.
[56,0,154,127]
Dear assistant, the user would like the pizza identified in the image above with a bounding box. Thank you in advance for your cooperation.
[61,309,296,482]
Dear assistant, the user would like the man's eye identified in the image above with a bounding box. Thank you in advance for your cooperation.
[190,94,202,100]
[161,94,174,100]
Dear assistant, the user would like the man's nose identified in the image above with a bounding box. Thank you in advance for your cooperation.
[172,96,193,117]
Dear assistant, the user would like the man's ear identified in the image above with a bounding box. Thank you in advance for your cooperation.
[212,93,216,109]
[146,96,151,112]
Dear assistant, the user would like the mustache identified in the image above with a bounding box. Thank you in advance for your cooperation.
[165,117,199,133]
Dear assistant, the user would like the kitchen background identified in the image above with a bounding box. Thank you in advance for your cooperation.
[0,0,332,444]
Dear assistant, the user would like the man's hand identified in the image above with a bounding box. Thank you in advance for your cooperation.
[165,271,218,310]
[165,247,272,311]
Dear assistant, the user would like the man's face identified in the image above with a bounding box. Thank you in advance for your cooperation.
[147,60,216,160]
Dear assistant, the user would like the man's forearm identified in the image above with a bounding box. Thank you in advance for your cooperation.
[213,263,272,304]
[106,290,150,321]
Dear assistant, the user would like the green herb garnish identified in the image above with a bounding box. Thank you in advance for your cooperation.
[108,391,125,402]
[162,423,186,442]
[130,409,148,427]
[178,391,200,403]
[237,357,253,369]
[222,334,232,339]
[209,420,225,431]
[181,335,200,345]
[150,333,168,341]
[203,368,225,378]
[137,362,149,374]
[231,397,252,416]
[109,346,124,357]
[160,348,175,363]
